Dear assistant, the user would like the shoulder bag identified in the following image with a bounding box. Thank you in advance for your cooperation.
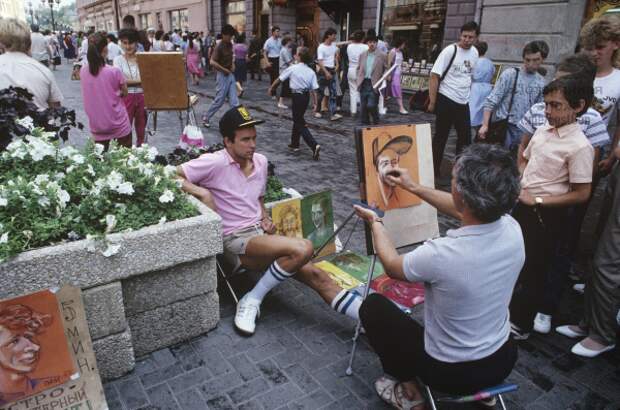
[479,67,520,145]
[410,44,457,111]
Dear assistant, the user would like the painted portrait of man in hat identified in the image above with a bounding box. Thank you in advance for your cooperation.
[373,135,414,210]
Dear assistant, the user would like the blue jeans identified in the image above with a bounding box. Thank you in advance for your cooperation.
[504,122,523,151]
[360,79,379,125]
[317,68,337,117]
[203,71,239,122]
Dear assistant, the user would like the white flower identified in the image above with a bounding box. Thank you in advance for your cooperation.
[0,197,7,207]
[37,196,51,207]
[34,174,50,185]
[153,176,161,186]
[105,214,117,233]
[60,146,79,158]
[102,242,121,257]
[163,165,177,177]
[158,216,167,225]
[66,165,75,173]
[107,171,124,189]
[72,154,85,164]
[0,233,8,244]
[54,172,65,180]
[6,140,27,159]
[27,137,56,161]
[22,230,33,239]
[15,116,34,131]
[67,231,80,240]
[94,144,105,156]
[86,164,95,176]
[57,189,70,207]
[115,182,134,195]
[158,190,174,203]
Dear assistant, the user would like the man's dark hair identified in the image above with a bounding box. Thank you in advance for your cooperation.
[556,53,596,84]
[531,40,549,59]
[522,41,543,58]
[30,24,39,32]
[118,28,139,43]
[365,33,378,43]
[352,30,364,43]
[454,144,520,223]
[107,33,117,43]
[271,26,280,33]
[222,24,236,37]
[460,21,479,36]
[474,41,488,56]
[122,15,136,29]
[297,46,313,65]
[366,28,377,37]
[543,74,592,116]
[155,30,164,40]
[282,36,291,47]
[323,28,337,41]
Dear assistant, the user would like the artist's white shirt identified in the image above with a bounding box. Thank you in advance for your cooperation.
[113,55,142,93]
[317,43,338,69]
[279,63,319,91]
[593,69,620,127]
[347,43,368,70]
[431,43,478,105]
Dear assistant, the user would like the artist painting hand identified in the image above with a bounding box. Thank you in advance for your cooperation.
[385,167,417,192]
[261,216,276,234]
[353,204,379,225]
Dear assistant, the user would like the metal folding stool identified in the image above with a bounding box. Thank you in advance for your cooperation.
[423,382,518,410]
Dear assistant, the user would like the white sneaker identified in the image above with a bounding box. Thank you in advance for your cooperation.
[556,325,587,339]
[533,313,552,334]
[571,340,616,358]
[573,283,585,294]
[277,103,288,109]
[234,295,261,335]
[330,113,343,121]
[313,112,322,119]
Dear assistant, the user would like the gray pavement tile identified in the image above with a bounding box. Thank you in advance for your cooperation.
[312,368,350,401]
[246,341,286,363]
[228,377,271,404]
[166,365,212,394]
[256,358,289,386]
[566,390,613,410]
[104,383,120,401]
[529,371,600,410]
[140,363,185,388]
[150,348,179,369]
[198,370,244,400]
[227,353,261,382]
[319,393,364,410]
[197,346,235,376]
[300,351,341,373]
[170,343,206,372]
[116,375,149,410]
[273,345,314,369]
[206,394,236,410]
[237,399,264,410]
[145,383,181,410]
[504,369,546,406]
[134,357,159,376]
[107,398,124,410]
[338,373,375,402]
[587,368,620,403]
[255,382,303,409]
[287,388,332,410]
[175,388,208,410]
[282,363,320,394]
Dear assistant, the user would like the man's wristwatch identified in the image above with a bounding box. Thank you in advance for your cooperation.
[535,196,544,207]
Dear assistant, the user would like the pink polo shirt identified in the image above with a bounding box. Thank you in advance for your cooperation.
[522,122,594,197]
[181,149,268,235]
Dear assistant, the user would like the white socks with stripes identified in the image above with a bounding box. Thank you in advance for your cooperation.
[331,289,362,321]
[246,261,294,303]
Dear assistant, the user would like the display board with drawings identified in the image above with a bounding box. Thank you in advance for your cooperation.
[355,123,439,254]
[270,191,336,258]
[0,286,107,410]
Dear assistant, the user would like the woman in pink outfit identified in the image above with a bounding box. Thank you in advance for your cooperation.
[114,28,147,146]
[185,33,204,85]
[80,32,131,149]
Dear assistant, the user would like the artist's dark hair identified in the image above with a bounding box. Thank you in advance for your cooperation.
[556,53,596,85]
[118,28,139,43]
[222,24,236,37]
[87,32,108,76]
[352,30,364,43]
[474,41,488,56]
[271,25,280,33]
[522,41,543,58]
[543,74,592,116]
[323,28,337,41]
[460,21,479,36]
[297,46,312,65]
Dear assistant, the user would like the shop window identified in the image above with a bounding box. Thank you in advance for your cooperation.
[169,9,189,30]
[226,0,246,33]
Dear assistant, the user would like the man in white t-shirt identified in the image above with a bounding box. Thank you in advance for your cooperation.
[428,21,479,177]
[106,34,123,63]
[30,24,51,66]
[346,30,368,115]
[263,26,282,97]
[315,28,342,121]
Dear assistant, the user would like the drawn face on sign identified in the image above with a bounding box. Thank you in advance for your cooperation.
[0,306,49,376]
[311,201,325,230]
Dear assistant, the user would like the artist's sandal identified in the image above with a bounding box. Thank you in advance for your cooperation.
[375,377,425,410]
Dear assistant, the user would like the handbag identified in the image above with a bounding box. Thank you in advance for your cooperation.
[410,44,457,112]
[53,56,61,66]
[260,56,270,70]
[479,68,520,145]
[178,111,204,150]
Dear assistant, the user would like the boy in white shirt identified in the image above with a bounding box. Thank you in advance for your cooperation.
[315,28,342,121]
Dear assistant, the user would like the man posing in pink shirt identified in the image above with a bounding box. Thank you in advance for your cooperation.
[177,106,362,335]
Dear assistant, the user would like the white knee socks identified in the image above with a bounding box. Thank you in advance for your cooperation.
[246,261,294,303]
[331,289,362,321]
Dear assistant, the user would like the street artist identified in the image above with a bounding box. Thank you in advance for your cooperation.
[177,106,362,335]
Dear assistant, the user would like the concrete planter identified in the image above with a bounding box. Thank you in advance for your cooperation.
[0,197,222,380]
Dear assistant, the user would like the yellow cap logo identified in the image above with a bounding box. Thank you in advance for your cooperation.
[238,106,252,121]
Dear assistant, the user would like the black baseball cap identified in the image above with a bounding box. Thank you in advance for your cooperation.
[219,106,265,139]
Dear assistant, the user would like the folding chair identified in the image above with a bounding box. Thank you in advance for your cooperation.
[422,382,518,410]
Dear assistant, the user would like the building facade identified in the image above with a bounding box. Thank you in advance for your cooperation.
[1,0,27,22]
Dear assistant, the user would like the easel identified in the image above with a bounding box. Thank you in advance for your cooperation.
[136,52,200,140]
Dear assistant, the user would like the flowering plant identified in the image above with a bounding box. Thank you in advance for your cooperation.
[0,120,198,262]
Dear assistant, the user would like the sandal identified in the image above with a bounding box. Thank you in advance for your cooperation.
[375,377,425,410]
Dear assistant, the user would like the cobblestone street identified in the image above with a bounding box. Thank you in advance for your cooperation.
[54,63,620,410]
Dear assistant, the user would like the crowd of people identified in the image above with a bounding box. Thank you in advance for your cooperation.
[1,12,619,410]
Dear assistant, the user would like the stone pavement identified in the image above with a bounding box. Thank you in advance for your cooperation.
[51,63,620,409]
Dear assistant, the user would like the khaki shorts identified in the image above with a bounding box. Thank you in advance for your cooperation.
[222,224,264,273]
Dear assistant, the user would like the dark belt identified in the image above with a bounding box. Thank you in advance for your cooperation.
[292,89,310,94]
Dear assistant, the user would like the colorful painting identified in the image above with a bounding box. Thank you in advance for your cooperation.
[272,199,303,239]
[301,191,336,257]
[0,290,76,407]
[324,251,384,283]
[355,123,439,253]
[314,261,362,290]
[370,275,425,308]
[359,125,422,212]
